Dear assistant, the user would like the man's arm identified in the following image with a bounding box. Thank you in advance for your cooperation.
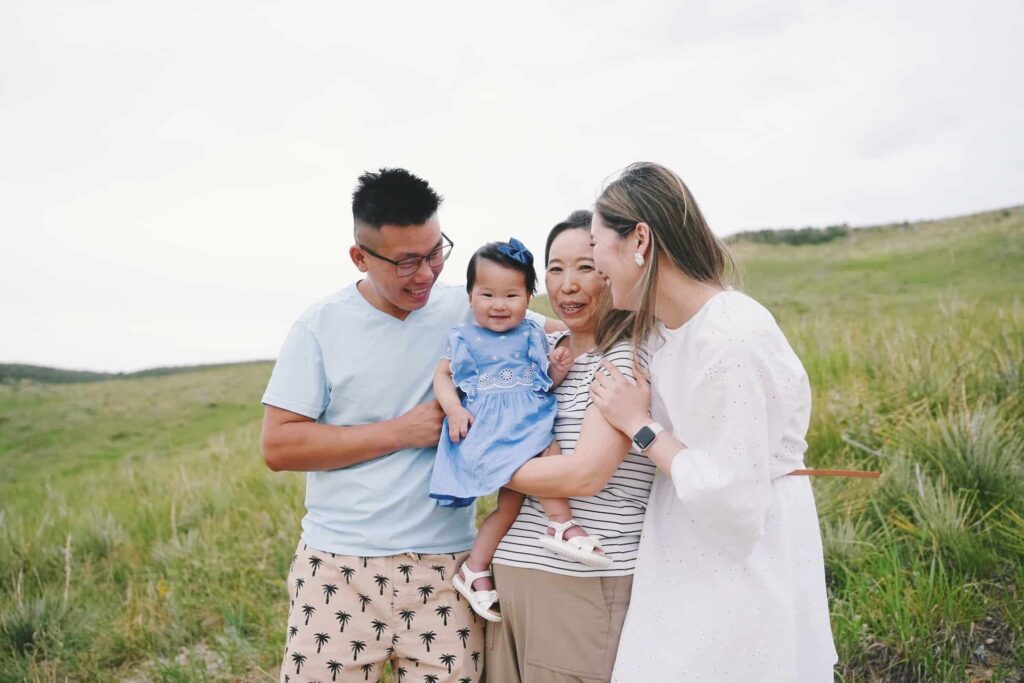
[261,400,445,472]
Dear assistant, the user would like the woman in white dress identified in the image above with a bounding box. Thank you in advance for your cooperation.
[584,162,838,680]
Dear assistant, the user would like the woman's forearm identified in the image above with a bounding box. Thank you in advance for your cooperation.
[620,416,685,474]
[507,452,609,497]
[506,404,631,498]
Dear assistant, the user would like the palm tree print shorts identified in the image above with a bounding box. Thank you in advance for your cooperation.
[280,539,485,683]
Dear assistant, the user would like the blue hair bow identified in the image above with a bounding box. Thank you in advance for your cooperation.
[497,238,533,265]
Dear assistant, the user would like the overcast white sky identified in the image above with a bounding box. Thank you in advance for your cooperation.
[2,1,1022,372]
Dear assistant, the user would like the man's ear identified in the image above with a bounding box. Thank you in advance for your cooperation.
[350,245,369,273]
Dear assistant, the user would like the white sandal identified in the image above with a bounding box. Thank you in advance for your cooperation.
[452,562,502,623]
[537,519,614,568]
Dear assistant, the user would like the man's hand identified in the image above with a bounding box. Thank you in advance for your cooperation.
[447,406,474,443]
[397,400,446,449]
[548,346,574,386]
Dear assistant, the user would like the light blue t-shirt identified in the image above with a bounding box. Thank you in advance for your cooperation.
[262,281,541,556]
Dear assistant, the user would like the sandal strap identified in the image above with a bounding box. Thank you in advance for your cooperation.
[567,535,604,552]
[546,518,581,541]
[458,562,493,584]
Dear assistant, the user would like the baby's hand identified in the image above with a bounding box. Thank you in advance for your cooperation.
[448,407,474,443]
[548,346,574,386]
[541,439,562,457]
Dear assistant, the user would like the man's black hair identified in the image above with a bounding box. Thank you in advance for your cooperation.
[544,209,593,265]
[352,168,443,229]
[466,242,538,295]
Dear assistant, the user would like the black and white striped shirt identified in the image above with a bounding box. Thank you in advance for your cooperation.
[492,334,655,577]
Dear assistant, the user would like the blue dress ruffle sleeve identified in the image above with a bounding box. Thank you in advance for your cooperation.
[429,319,558,507]
[445,327,479,403]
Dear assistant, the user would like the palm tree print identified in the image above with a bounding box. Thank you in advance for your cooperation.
[434,604,452,626]
[456,627,470,648]
[291,651,307,674]
[372,573,389,595]
[288,625,299,642]
[326,659,344,681]
[424,675,439,683]
[308,555,324,576]
[398,564,413,582]
[334,610,351,632]
[391,632,401,646]
[399,609,416,629]
[361,663,373,680]
[417,585,434,604]
[361,556,368,568]
[397,666,407,681]
[294,577,305,598]
[322,583,338,604]
[302,603,316,626]
[419,630,437,653]
[430,564,446,581]
[440,653,456,674]
[340,565,355,584]
[471,651,480,672]
[459,678,472,683]
[314,632,331,654]
[357,593,372,612]
[370,619,388,640]
[350,639,367,661]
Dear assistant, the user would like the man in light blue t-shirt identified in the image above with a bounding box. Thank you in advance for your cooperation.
[261,168,551,682]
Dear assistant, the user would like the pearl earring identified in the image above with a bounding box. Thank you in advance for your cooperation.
[634,252,645,267]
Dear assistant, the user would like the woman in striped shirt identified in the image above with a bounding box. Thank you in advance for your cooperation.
[487,210,655,682]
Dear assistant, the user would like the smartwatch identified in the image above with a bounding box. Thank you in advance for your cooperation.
[632,422,664,452]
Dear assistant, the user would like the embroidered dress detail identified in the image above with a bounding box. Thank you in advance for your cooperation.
[429,319,557,507]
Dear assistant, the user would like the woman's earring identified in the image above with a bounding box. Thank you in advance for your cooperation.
[634,252,645,267]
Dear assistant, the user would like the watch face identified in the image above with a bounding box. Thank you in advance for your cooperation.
[634,426,656,449]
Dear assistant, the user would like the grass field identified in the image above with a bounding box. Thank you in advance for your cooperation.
[1,206,1023,681]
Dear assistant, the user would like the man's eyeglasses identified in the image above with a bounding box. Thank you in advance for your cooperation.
[358,233,454,277]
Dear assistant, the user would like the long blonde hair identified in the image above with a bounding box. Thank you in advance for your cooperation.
[594,162,736,351]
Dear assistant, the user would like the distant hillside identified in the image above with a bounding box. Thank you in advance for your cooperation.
[726,205,1020,246]
[6,203,1018,385]
[0,360,271,385]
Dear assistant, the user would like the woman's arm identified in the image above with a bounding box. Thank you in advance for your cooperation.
[589,360,684,473]
[593,349,781,559]
[506,403,632,497]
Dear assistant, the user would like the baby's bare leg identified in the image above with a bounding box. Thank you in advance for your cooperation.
[464,487,525,590]
[537,439,592,545]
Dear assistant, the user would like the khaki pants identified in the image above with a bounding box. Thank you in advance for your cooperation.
[279,539,485,683]
[486,564,633,682]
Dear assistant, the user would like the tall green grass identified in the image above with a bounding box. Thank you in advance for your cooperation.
[1,206,1022,681]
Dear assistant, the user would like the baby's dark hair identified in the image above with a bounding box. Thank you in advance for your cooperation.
[466,240,537,295]
[351,168,443,230]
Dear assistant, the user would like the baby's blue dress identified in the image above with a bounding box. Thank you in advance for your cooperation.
[429,319,557,507]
